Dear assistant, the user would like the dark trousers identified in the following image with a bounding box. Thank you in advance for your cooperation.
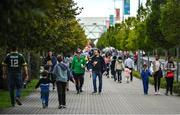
[153,74,161,92]
[92,71,102,93]
[48,73,55,89]
[166,77,174,94]
[8,73,23,106]
[129,68,133,81]
[106,64,110,77]
[74,73,84,92]
[142,77,149,94]
[41,92,49,106]
[116,70,122,82]
[56,81,66,106]
[111,69,116,80]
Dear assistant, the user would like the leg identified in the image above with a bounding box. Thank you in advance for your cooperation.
[119,70,122,82]
[62,82,66,106]
[41,92,46,108]
[92,72,97,92]
[170,78,174,95]
[98,72,103,93]
[153,75,157,92]
[56,81,62,106]
[117,70,120,82]
[157,77,161,91]
[142,78,146,94]
[74,74,79,93]
[130,68,133,81]
[45,92,49,107]
[165,78,169,95]
[80,74,84,92]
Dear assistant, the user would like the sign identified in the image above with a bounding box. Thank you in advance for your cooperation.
[115,8,120,22]
[124,0,130,15]
[109,15,114,26]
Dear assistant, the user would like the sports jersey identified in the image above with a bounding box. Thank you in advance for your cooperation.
[2,52,27,73]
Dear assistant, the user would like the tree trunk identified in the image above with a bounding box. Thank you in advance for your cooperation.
[27,52,31,81]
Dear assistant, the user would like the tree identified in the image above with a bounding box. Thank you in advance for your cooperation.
[160,0,180,47]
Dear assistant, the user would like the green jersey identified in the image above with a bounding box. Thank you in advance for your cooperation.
[2,52,27,73]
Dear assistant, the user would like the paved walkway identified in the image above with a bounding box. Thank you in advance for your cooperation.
[1,72,180,114]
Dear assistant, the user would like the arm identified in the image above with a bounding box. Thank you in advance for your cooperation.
[35,79,41,89]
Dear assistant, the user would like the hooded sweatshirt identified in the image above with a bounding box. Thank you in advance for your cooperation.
[115,59,124,70]
[53,63,70,82]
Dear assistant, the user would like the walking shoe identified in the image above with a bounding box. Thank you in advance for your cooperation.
[15,98,22,106]
[157,91,161,95]
[165,92,168,96]
[62,105,66,108]
[80,89,83,92]
[42,103,46,109]
[58,105,62,109]
[154,92,158,95]
[92,91,97,94]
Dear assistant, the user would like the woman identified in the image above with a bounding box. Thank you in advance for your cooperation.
[164,56,176,96]
[152,55,163,95]
[53,55,71,109]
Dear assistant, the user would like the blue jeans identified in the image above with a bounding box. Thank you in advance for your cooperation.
[142,77,149,94]
[41,92,49,106]
[92,71,102,92]
[8,73,23,106]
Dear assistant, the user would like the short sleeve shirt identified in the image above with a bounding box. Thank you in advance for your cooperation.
[2,52,27,73]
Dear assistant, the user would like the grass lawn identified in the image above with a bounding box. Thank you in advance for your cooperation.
[0,79,38,109]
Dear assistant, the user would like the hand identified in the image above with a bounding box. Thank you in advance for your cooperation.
[24,75,29,81]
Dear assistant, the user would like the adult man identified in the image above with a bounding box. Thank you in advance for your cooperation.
[124,55,134,82]
[91,49,106,94]
[2,46,28,106]
[71,50,86,94]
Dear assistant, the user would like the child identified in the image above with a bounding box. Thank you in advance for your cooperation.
[124,67,131,83]
[35,70,52,108]
[141,63,152,95]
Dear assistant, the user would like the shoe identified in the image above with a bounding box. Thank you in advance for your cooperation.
[62,105,66,108]
[77,91,80,94]
[16,98,22,106]
[58,105,62,109]
[53,87,55,90]
[165,92,168,96]
[80,89,83,92]
[157,91,161,95]
[170,92,173,96]
[92,91,97,94]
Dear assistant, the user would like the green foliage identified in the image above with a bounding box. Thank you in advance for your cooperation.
[160,0,180,47]
[0,0,87,54]
[97,0,179,51]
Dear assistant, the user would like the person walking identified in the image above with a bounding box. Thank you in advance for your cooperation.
[53,55,71,109]
[2,46,28,107]
[110,56,117,81]
[35,70,52,108]
[44,51,57,90]
[141,63,152,95]
[91,49,106,94]
[115,56,124,83]
[164,56,176,96]
[124,55,134,82]
[71,50,86,94]
[152,55,163,95]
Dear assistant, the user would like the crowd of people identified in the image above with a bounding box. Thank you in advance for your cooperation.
[1,46,177,109]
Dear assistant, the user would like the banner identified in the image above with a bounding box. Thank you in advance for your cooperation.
[106,20,110,29]
[109,15,114,26]
[115,8,120,22]
[124,0,130,15]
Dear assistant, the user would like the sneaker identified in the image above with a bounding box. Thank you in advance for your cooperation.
[165,92,168,96]
[154,92,158,95]
[58,105,62,109]
[80,89,83,92]
[157,91,161,95]
[62,105,66,108]
[92,91,97,94]
[15,98,22,106]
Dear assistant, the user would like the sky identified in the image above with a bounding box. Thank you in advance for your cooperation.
[74,0,146,18]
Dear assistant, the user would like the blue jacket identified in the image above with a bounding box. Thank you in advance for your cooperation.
[53,63,70,82]
[141,69,151,79]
